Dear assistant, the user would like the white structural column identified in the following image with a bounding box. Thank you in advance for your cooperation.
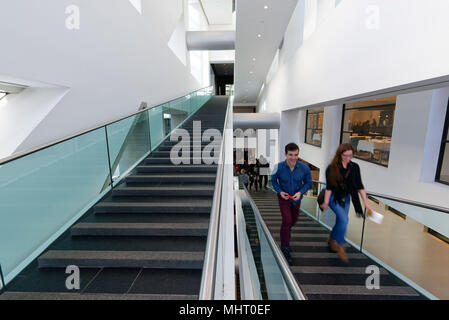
[234,113,280,130]
[186,31,236,51]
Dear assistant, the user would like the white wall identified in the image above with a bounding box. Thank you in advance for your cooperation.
[0,0,206,159]
[0,86,69,158]
[279,1,305,66]
[259,0,449,114]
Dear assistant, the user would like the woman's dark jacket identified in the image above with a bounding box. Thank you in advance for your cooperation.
[325,161,365,216]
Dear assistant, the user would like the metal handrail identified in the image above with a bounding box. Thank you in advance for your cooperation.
[198,96,231,300]
[0,86,213,166]
[366,191,449,214]
[242,186,307,300]
[309,180,449,214]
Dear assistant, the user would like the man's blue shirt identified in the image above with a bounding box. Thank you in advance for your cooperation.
[271,160,312,204]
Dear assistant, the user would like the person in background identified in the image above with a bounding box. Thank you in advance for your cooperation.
[248,161,259,191]
[240,169,249,189]
[258,155,270,189]
[240,159,249,173]
[320,143,372,263]
[271,143,312,265]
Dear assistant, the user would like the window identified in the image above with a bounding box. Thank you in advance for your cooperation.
[436,101,449,185]
[305,107,324,147]
[341,96,396,167]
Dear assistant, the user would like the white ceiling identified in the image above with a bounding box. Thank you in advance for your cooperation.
[234,0,299,105]
[200,0,234,25]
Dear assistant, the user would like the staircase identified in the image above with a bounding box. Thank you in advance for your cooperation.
[0,96,228,300]
[249,189,427,300]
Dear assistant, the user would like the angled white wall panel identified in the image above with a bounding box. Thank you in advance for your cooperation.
[0,0,203,159]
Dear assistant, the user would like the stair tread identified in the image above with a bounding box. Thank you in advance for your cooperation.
[72,222,209,229]
[138,165,217,168]
[95,201,212,207]
[126,174,216,178]
[39,250,204,261]
[114,186,214,191]
[0,292,198,300]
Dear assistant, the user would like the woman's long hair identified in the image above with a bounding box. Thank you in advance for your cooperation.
[327,144,355,190]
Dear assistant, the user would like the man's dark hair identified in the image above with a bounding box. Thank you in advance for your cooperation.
[285,143,300,154]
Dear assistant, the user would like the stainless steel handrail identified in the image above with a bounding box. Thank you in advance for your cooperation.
[242,186,307,300]
[0,86,213,166]
[198,96,231,300]
[366,191,449,214]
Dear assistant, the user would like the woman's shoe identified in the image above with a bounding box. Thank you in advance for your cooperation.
[337,245,349,263]
[328,236,339,253]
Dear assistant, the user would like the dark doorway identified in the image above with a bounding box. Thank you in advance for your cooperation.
[211,63,234,96]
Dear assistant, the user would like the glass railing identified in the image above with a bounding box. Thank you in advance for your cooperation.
[284,180,449,300]
[0,86,213,286]
[235,179,306,300]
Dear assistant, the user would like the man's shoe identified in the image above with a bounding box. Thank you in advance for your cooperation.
[281,246,293,265]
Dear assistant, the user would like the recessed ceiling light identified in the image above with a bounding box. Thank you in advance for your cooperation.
[264,5,269,9]
[249,71,253,74]
[252,58,256,61]
[257,34,262,38]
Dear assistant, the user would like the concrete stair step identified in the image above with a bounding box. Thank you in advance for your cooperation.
[38,250,204,269]
[151,151,220,157]
[94,201,212,214]
[136,165,217,173]
[300,285,419,297]
[125,174,216,184]
[0,292,197,300]
[156,145,220,151]
[144,157,218,165]
[112,186,215,197]
[71,222,209,237]
[160,142,222,147]
[291,266,389,275]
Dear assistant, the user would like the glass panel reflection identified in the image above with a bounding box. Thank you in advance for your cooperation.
[341,96,396,166]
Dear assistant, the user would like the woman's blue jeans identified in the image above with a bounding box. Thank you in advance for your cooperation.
[329,193,351,245]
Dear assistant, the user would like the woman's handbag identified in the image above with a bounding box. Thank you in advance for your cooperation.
[317,164,351,211]
[317,189,326,211]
